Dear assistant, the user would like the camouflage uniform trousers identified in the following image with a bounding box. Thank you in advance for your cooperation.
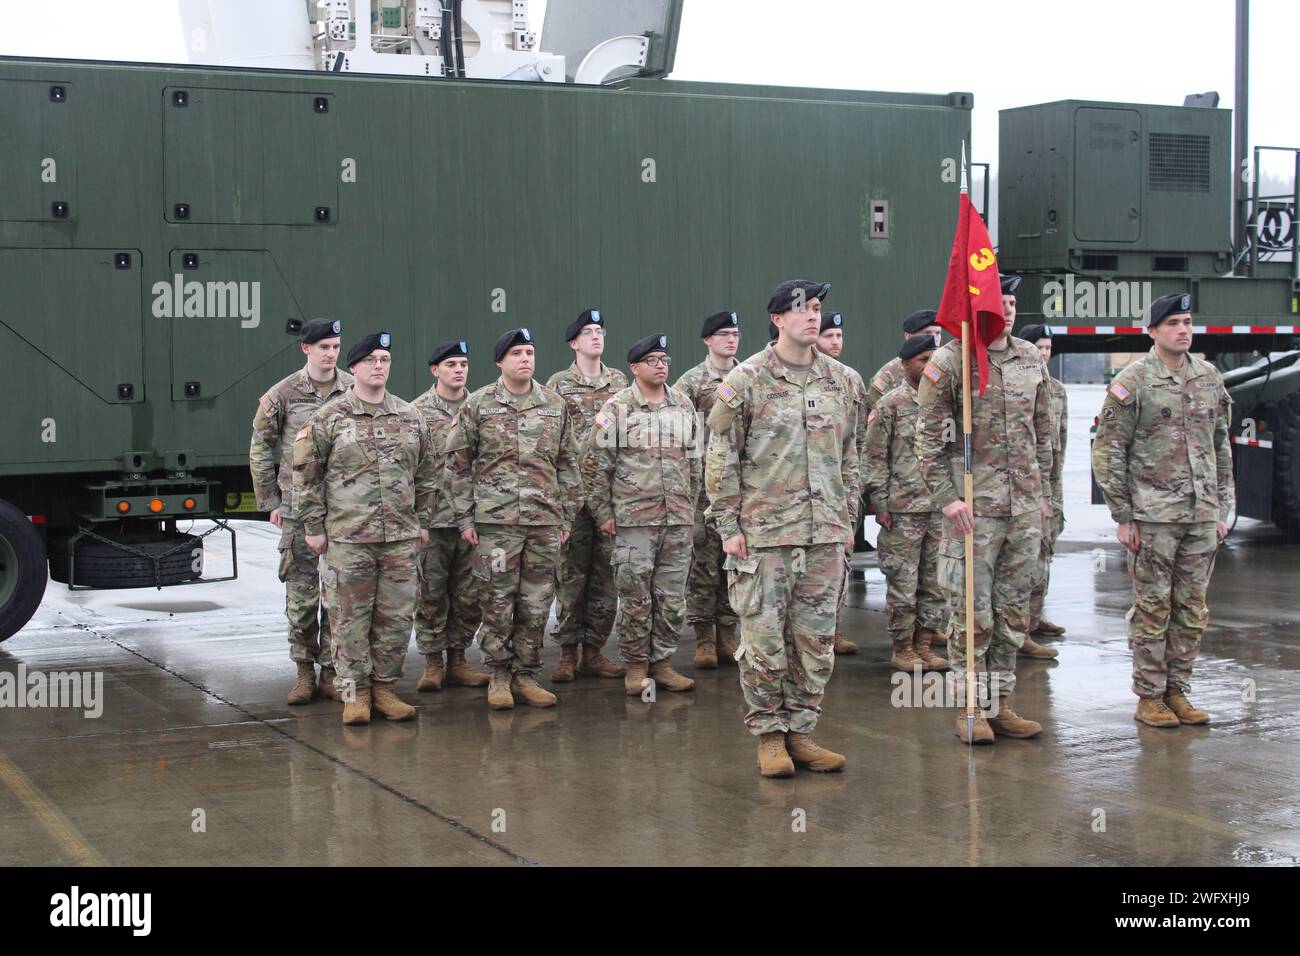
[1028,509,1065,627]
[610,524,693,664]
[938,511,1043,700]
[1127,521,1219,698]
[278,518,333,667]
[552,506,617,649]
[877,510,947,639]
[322,539,419,690]
[728,543,842,736]
[414,527,482,655]
[686,502,737,627]
[474,523,562,677]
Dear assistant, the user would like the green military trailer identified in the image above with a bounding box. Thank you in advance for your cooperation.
[0,49,975,641]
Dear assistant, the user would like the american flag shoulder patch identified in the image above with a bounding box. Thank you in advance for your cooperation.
[259,393,274,413]
[923,364,943,384]
[871,377,887,393]
[867,409,877,425]
[595,411,615,430]
[1108,381,1131,402]
[295,425,310,441]
[716,381,740,407]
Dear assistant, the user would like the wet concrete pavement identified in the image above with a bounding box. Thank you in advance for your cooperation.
[1,385,1298,866]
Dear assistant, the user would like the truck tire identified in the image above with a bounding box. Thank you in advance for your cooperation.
[0,499,49,643]
[47,529,204,589]
[1272,391,1300,541]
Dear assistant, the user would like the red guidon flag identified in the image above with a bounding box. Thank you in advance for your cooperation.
[934,192,1005,396]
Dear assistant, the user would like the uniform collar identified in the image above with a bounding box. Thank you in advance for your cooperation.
[1145,349,1202,380]
[493,377,544,409]
[295,366,348,396]
[704,357,736,380]
[567,360,614,387]
[344,386,400,415]
[417,383,464,411]
[762,342,830,383]
[629,380,681,408]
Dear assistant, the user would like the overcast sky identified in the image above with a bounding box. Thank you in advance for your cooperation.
[0,0,1294,183]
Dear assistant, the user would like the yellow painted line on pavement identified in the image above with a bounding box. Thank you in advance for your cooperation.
[0,750,105,866]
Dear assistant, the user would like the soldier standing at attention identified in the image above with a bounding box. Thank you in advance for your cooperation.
[815,310,868,656]
[411,340,491,693]
[862,334,949,673]
[250,318,353,706]
[545,310,628,683]
[1017,323,1067,657]
[446,328,581,710]
[915,274,1054,744]
[583,334,701,695]
[293,333,438,726]
[674,310,742,669]
[1092,293,1232,728]
[865,309,945,414]
[706,279,860,778]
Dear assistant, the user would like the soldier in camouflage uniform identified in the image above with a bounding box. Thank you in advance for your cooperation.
[1092,292,1232,729]
[865,308,944,413]
[249,318,353,706]
[410,340,490,693]
[815,311,869,656]
[1018,324,1068,655]
[706,279,860,778]
[915,274,1053,744]
[446,328,581,710]
[544,310,628,683]
[674,310,742,669]
[293,333,438,726]
[583,334,702,695]
[862,334,949,673]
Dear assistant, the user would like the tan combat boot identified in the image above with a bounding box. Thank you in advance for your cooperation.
[985,695,1043,738]
[417,653,445,692]
[510,674,557,708]
[931,628,948,646]
[756,732,795,778]
[692,624,718,669]
[786,732,846,771]
[578,644,626,678]
[1020,635,1060,660]
[371,681,417,721]
[649,659,695,692]
[1163,690,1210,725]
[1034,618,1066,637]
[624,662,649,697]
[318,666,342,701]
[551,644,579,683]
[1135,698,1181,727]
[287,662,317,705]
[342,685,372,726]
[445,648,490,687]
[913,628,949,672]
[889,636,923,672]
[833,633,859,655]
[954,711,995,744]
[487,667,514,710]
[717,624,739,665]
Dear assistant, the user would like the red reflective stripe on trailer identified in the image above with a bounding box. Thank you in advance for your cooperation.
[1231,436,1273,448]
[28,514,46,524]
[1203,326,1233,334]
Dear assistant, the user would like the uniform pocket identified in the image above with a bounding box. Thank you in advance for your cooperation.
[276,547,292,583]
[725,554,762,615]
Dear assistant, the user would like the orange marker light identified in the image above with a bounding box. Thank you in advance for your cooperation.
[117,501,130,514]
[149,498,165,513]
[183,498,196,511]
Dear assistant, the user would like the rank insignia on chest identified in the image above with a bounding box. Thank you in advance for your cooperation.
[716,382,740,408]
[923,364,943,384]
[1108,382,1131,402]
[806,398,817,409]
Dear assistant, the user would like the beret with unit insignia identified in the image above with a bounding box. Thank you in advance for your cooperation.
[564,309,604,342]
[494,327,533,362]
[300,318,343,343]
[428,339,468,366]
[346,331,392,368]
[628,333,669,364]
[767,278,830,315]
[820,311,845,333]
[899,333,937,361]
[902,309,938,334]
[1000,274,1022,296]
[1146,292,1192,329]
[701,310,739,338]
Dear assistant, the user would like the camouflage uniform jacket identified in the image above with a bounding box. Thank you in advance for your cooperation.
[1047,375,1068,509]
[862,383,933,515]
[582,382,701,529]
[292,387,438,543]
[545,361,628,446]
[445,378,580,533]
[866,356,906,413]
[675,357,737,453]
[705,346,860,547]
[410,384,466,530]
[915,337,1053,517]
[249,366,352,517]
[1091,350,1233,524]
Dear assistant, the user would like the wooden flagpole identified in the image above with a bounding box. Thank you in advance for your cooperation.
[960,143,977,743]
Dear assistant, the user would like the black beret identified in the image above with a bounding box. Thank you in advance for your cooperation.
[1000,274,1022,295]
[1147,292,1192,329]
[428,339,468,366]
[494,327,534,362]
[902,309,938,334]
[767,279,830,315]
[628,332,670,364]
[346,331,392,368]
[701,310,739,338]
[899,333,937,361]
[820,311,845,333]
[564,309,604,342]
[1017,323,1051,344]
[300,318,342,343]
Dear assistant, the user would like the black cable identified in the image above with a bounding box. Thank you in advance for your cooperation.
[439,3,453,76]
[453,0,466,77]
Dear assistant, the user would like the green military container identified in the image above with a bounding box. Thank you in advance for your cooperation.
[0,54,974,640]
